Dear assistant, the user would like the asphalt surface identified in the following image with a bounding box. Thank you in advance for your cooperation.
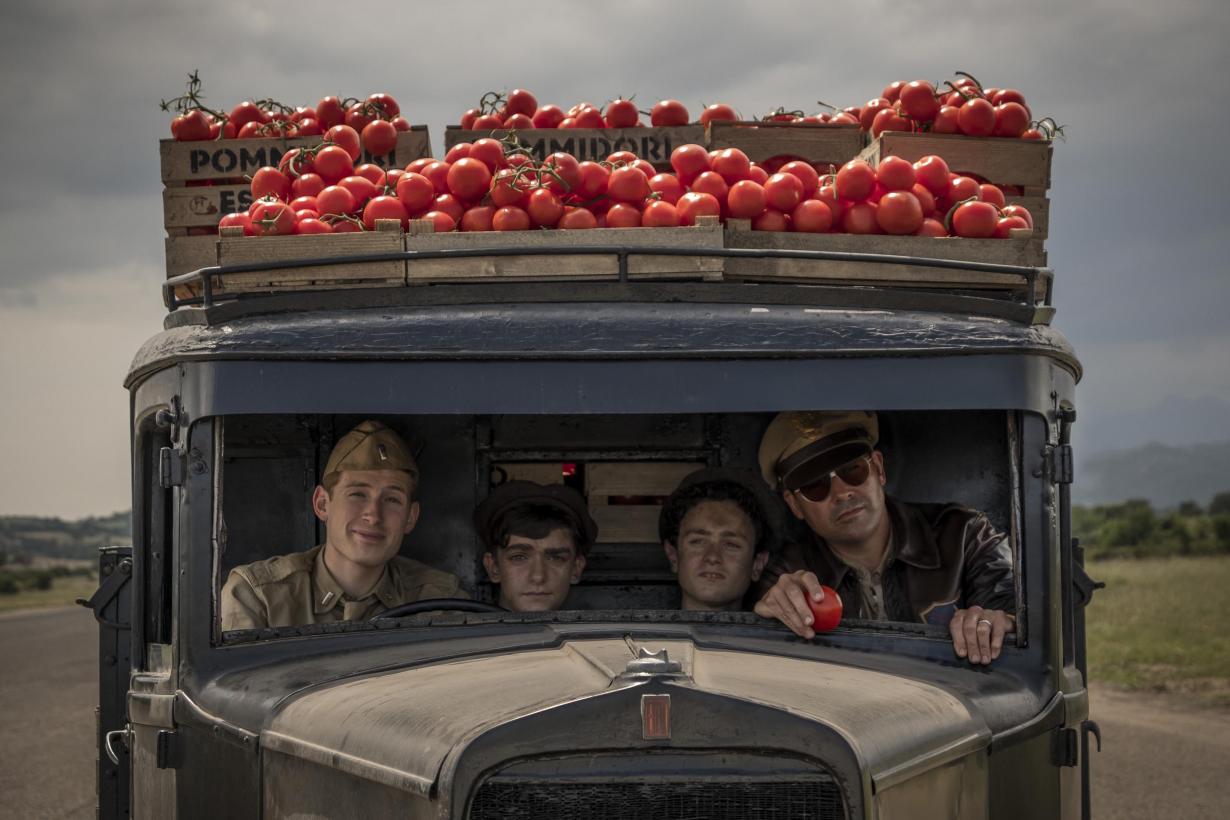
[0,606,97,820]
[1,606,1227,819]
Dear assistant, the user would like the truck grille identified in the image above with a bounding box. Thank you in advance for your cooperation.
[469,780,845,820]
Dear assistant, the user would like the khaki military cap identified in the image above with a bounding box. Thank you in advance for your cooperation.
[758,411,879,491]
[323,420,418,484]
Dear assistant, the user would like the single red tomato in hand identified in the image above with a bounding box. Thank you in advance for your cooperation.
[808,585,843,632]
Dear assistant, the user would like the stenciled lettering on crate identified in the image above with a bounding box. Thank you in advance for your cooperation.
[444,126,704,166]
[191,143,397,176]
[160,127,430,184]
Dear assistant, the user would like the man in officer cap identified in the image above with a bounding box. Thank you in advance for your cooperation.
[221,420,465,631]
[659,467,776,611]
[474,481,596,611]
[754,411,1015,665]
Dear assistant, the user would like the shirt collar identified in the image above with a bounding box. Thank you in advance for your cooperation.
[311,545,397,614]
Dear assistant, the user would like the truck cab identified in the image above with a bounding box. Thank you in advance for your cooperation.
[92,241,1098,819]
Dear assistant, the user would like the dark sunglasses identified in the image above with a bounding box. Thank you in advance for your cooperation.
[793,456,872,502]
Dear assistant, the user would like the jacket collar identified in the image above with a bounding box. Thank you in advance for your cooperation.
[809,496,940,582]
[311,544,399,614]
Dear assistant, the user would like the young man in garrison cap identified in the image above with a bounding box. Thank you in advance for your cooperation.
[659,468,775,612]
[474,481,596,611]
[221,420,465,631]
[754,411,1016,665]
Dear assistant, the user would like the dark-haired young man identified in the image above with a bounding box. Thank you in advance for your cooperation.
[659,468,775,612]
[474,481,597,611]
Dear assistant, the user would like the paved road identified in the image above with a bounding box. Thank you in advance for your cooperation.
[2,606,1228,818]
[0,606,97,820]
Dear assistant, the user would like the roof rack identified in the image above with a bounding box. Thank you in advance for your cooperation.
[163,242,1054,314]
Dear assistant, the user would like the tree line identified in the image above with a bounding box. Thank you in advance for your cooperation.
[1074,492,1230,560]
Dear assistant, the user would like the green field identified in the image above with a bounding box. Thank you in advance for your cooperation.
[1087,555,1230,706]
[0,574,98,614]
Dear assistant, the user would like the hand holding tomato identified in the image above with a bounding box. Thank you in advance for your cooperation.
[754,570,842,639]
[807,585,844,633]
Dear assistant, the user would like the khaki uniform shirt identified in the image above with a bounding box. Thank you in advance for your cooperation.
[221,544,466,631]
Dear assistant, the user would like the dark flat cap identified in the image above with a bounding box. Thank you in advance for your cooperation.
[473,481,598,552]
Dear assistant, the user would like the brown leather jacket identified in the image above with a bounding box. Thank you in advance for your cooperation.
[756,497,1016,626]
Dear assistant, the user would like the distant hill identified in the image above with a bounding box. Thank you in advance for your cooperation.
[1075,441,1230,509]
[0,511,130,562]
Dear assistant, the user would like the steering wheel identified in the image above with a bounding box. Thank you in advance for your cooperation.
[372,598,505,620]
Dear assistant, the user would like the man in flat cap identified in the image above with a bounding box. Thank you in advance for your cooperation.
[659,468,775,612]
[754,411,1015,665]
[221,420,465,631]
[474,481,596,611]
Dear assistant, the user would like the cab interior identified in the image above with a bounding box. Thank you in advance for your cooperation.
[213,410,1021,627]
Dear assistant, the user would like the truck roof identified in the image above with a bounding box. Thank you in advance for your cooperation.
[129,282,1078,388]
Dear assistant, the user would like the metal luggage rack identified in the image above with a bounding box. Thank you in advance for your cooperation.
[162,243,1055,315]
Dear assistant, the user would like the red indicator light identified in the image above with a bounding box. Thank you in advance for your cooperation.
[561,463,577,477]
[641,694,671,740]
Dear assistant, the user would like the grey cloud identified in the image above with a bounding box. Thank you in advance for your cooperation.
[1,0,1228,511]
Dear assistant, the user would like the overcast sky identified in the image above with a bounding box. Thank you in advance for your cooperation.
[1,0,1227,518]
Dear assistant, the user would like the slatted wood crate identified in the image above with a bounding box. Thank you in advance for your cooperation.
[859,131,1053,193]
[859,133,1054,241]
[443,125,704,169]
[196,219,406,297]
[585,461,705,544]
[723,219,1048,300]
[1004,195,1050,240]
[705,121,864,167]
[404,216,724,284]
[160,128,430,275]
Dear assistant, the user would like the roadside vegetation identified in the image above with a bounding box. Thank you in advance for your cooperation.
[0,565,98,613]
[1074,493,1230,560]
[1086,555,1230,707]
[1077,495,1230,705]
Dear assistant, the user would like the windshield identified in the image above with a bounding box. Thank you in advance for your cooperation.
[213,410,1022,642]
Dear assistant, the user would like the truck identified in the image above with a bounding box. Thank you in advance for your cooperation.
[85,176,1101,818]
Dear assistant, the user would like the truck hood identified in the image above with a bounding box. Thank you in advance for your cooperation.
[262,638,988,799]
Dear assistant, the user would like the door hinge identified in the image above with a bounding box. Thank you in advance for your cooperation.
[1052,727,1079,767]
[156,729,182,769]
[1045,443,1074,485]
[158,447,185,489]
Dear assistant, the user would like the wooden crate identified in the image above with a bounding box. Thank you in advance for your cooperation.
[165,232,219,278]
[204,220,406,296]
[443,125,704,169]
[860,132,1052,193]
[160,128,432,234]
[705,121,864,167]
[404,217,724,284]
[1004,195,1050,240]
[159,127,430,185]
[585,461,705,544]
[723,220,1048,299]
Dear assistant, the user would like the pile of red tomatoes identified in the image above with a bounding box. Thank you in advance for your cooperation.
[163,74,410,158]
[219,134,1031,239]
[851,72,1055,140]
[456,89,744,130]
